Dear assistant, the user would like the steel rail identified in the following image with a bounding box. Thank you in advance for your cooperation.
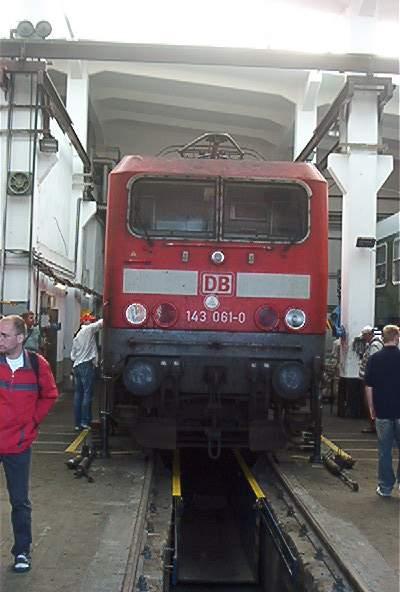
[121,454,155,592]
[234,450,299,581]
[269,456,373,592]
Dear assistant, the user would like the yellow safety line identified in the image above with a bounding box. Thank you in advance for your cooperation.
[172,450,182,498]
[321,435,353,462]
[233,450,265,500]
[64,428,91,453]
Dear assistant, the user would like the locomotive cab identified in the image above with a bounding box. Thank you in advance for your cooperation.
[103,134,328,457]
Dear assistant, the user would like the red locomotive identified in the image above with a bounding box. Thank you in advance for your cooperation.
[103,134,328,457]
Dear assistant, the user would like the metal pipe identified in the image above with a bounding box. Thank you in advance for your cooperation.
[102,164,108,204]
[295,76,394,163]
[35,264,40,318]
[92,157,117,204]
[39,71,91,173]
[321,435,354,467]
[295,81,352,163]
[27,72,41,309]
[0,72,14,312]
[310,355,323,464]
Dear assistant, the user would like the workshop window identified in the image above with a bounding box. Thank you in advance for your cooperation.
[375,243,387,288]
[393,238,400,285]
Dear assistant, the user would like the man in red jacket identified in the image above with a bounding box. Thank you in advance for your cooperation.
[0,315,58,573]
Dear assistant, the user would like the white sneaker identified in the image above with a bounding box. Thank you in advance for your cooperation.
[13,553,31,573]
[376,486,391,497]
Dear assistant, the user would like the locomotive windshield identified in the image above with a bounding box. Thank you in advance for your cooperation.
[129,177,309,242]
[129,178,217,238]
[222,181,309,242]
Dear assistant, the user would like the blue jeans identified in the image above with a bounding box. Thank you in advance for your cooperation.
[73,361,95,427]
[375,418,400,494]
[0,448,32,556]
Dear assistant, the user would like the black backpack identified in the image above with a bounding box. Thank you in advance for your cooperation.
[27,350,39,383]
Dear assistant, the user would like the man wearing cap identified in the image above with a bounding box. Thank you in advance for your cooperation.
[359,325,383,433]
[70,314,103,430]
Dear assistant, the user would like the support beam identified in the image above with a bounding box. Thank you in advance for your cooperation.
[0,39,398,74]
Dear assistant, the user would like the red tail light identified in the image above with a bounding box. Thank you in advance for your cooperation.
[254,306,279,331]
[153,303,178,328]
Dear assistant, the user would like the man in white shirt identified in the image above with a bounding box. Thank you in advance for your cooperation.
[70,314,103,430]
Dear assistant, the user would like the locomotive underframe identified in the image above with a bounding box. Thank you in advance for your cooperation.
[103,328,324,454]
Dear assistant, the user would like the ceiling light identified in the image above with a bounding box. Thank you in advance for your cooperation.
[35,21,52,39]
[12,20,52,40]
[39,133,59,154]
[15,20,35,38]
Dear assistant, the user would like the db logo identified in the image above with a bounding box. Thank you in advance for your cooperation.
[201,273,233,295]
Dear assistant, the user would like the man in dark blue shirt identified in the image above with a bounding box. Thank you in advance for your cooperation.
[365,325,400,497]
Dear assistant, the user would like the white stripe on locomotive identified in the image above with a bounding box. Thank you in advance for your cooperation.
[123,269,310,299]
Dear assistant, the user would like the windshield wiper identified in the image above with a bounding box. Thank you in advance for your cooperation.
[134,206,153,247]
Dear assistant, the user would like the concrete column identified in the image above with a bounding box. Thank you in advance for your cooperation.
[293,71,321,160]
[0,77,8,279]
[328,89,393,378]
[65,63,91,282]
[66,62,89,149]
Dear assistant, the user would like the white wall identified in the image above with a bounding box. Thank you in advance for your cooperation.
[36,123,77,268]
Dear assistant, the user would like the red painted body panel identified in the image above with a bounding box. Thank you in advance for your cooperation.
[104,158,328,335]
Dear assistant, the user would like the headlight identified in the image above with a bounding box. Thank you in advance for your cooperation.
[272,362,310,400]
[123,358,159,396]
[126,303,147,325]
[153,302,178,328]
[285,308,306,330]
[211,250,225,264]
[255,305,279,331]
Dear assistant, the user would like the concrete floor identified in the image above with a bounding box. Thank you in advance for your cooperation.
[263,411,400,592]
[1,394,398,591]
[0,390,148,592]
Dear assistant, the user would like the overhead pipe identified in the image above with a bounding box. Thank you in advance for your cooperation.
[38,70,91,174]
[0,71,14,312]
[27,73,41,308]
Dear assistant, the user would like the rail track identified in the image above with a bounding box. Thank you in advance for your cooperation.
[124,450,383,592]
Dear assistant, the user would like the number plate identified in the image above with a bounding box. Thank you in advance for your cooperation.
[186,310,246,324]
